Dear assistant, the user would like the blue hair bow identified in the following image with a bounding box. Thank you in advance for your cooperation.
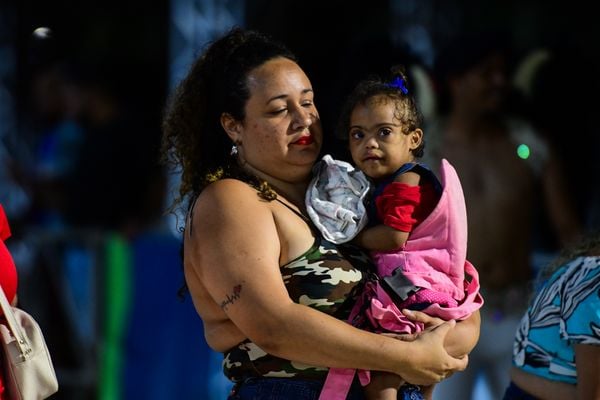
[387,76,408,94]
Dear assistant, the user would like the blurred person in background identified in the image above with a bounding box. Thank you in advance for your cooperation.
[424,31,582,400]
[25,60,85,230]
[16,29,168,399]
[60,59,164,235]
[24,46,164,235]
[504,232,600,400]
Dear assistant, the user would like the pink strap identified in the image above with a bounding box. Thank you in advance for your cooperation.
[318,368,355,400]
[319,290,371,399]
[319,368,371,400]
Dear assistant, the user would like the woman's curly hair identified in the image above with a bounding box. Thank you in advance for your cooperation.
[161,27,297,212]
[336,65,425,158]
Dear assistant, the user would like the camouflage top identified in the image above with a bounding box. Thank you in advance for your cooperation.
[223,234,373,382]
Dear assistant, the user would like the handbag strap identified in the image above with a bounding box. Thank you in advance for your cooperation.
[0,285,32,359]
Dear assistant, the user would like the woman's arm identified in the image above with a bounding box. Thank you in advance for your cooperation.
[186,179,467,385]
[575,343,600,399]
[509,344,599,399]
[510,367,576,399]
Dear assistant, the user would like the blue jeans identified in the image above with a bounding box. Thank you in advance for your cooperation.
[227,377,424,400]
[227,377,366,400]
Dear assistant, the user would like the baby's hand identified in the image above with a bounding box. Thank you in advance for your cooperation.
[402,309,445,332]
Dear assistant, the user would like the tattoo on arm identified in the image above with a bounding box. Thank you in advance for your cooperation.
[220,283,243,311]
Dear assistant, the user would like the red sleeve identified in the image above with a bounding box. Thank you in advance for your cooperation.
[0,204,18,306]
[375,183,421,232]
[375,182,439,232]
[0,204,10,241]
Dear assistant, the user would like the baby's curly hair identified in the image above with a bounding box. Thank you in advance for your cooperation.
[336,65,425,158]
[161,27,296,212]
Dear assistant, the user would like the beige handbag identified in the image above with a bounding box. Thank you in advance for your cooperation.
[0,286,58,400]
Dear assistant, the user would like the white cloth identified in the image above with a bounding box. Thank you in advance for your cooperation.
[305,155,370,244]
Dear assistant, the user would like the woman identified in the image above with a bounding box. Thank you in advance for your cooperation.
[161,27,480,399]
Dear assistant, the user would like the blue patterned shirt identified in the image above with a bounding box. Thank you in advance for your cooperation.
[512,256,600,384]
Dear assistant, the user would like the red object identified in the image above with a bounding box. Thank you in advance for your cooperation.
[0,204,18,400]
[292,135,314,145]
[0,205,9,241]
[375,182,438,232]
[0,205,17,304]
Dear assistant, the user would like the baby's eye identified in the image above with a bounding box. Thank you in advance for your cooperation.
[350,130,364,140]
[301,100,314,108]
[378,128,392,137]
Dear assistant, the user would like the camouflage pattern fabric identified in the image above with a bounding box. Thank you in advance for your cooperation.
[223,236,373,382]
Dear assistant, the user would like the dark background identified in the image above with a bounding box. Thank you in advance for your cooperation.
[11,0,600,158]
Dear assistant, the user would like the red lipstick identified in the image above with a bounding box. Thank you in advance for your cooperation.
[293,135,314,145]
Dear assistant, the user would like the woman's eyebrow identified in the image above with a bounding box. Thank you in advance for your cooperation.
[266,88,313,104]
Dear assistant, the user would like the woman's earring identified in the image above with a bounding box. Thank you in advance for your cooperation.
[230,144,238,156]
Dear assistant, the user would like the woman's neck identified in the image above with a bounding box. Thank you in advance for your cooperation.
[241,164,309,209]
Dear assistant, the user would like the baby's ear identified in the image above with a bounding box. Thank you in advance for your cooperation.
[409,128,424,149]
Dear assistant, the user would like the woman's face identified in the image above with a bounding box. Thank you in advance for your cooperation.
[235,57,322,183]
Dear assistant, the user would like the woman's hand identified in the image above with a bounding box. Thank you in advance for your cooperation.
[379,311,447,343]
[403,309,481,359]
[395,319,469,385]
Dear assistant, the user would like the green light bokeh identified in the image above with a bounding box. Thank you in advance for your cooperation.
[517,144,530,159]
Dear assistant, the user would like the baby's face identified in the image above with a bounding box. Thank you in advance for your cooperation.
[348,96,421,180]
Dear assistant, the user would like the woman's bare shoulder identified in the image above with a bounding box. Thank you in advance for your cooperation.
[192,179,266,214]
[188,178,274,236]
[201,178,259,199]
[184,177,279,275]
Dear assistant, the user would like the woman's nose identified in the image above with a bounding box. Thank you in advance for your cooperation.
[291,107,313,130]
